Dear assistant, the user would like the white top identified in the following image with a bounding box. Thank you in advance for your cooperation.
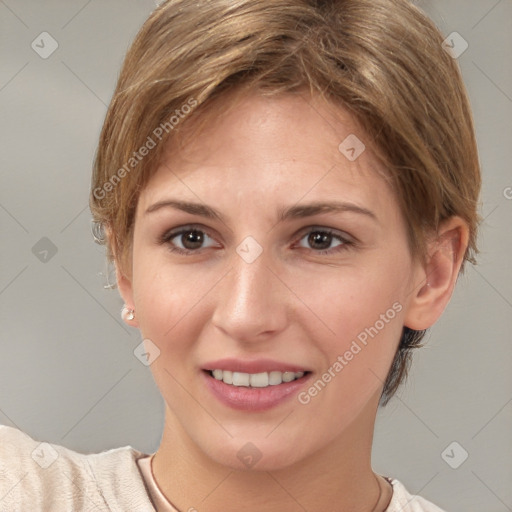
[0,425,445,511]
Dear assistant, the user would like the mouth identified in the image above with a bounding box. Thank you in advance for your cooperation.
[201,366,312,411]
[204,369,311,388]
[200,358,313,411]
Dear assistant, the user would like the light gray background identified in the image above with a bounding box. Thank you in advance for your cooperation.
[0,1,511,511]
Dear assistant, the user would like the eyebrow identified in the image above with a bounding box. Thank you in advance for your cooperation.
[145,199,377,223]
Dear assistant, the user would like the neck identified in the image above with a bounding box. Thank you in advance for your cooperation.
[152,393,391,512]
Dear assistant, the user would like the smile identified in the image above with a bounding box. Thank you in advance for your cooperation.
[208,369,307,388]
[202,369,312,411]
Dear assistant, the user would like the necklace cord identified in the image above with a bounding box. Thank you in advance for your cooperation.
[149,456,387,512]
[370,473,383,512]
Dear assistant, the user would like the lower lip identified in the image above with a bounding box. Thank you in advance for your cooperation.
[202,371,311,412]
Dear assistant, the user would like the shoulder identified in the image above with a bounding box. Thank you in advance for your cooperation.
[386,477,446,512]
[0,424,155,512]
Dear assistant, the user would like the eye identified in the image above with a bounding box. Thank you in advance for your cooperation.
[159,225,355,257]
[295,227,354,255]
[160,225,219,255]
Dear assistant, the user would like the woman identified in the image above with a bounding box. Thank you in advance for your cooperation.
[0,0,480,510]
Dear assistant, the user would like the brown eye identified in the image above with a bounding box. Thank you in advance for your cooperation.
[307,231,337,251]
[160,226,218,255]
[178,230,205,250]
[296,228,353,255]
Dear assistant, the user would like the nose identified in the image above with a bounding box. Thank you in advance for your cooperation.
[211,247,288,344]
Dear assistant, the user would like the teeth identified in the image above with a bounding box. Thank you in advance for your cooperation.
[268,371,282,385]
[210,370,306,387]
[282,371,295,383]
[232,372,250,386]
[250,372,268,388]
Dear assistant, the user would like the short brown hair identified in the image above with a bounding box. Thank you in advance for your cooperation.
[90,0,481,405]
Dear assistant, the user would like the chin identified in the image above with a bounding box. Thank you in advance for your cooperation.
[201,435,310,472]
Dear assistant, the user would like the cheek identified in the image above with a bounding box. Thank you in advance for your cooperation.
[306,263,405,340]
[297,255,409,393]
[130,250,216,355]
[294,274,406,430]
[130,254,210,405]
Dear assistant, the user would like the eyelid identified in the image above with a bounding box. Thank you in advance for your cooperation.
[294,225,356,244]
[159,223,358,255]
[160,223,356,241]
[159,223,220,245]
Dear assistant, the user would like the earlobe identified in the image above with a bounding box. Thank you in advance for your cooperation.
[105,226,138,328]
[403,217,469,331]
[121,304,137,324]
[116,264,139,328]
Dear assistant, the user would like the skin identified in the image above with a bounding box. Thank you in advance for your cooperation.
[115,90,469,512]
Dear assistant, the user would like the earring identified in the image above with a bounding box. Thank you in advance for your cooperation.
[122,306,135,321]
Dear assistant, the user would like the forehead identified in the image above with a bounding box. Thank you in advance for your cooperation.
[137,91,397,222]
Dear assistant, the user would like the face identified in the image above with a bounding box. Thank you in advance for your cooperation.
[121,91,421,471]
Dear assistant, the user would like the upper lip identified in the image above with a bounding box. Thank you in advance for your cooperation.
[202,358,310,374]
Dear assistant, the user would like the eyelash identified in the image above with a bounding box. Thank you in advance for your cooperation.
[159,224,356,256]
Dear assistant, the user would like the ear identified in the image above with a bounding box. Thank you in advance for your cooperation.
[403,216,469,330]
[116,263,139,328]
[106,226,139,328]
